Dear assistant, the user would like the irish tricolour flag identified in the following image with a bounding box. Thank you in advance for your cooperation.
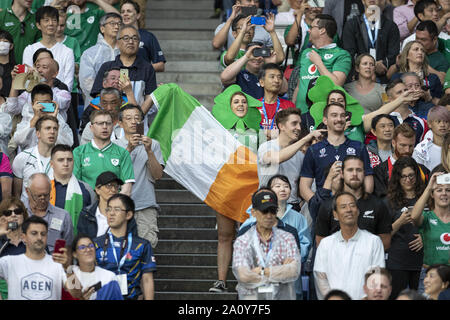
[148,84,259,222]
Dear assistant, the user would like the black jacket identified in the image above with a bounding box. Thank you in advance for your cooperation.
[342,15,400,83]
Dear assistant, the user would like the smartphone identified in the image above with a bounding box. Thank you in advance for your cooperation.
[241,6,257,17]
[40,102,55,113]
[250,16,266,25]
[120,68,129,83]
[345,111,352,120]
[54,239,66,254]
[136,121,144,135]
[88,281,102,292]
[436,173,450,184]
[253,48,271,57]
[7,222,18,231]
[17,64,26,74]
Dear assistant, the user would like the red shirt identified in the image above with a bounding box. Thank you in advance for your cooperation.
[257,97,295,129]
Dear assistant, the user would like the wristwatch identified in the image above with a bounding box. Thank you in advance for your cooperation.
[260,267,265,276]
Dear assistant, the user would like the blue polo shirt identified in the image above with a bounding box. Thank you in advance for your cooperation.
[300,138,373,189]
[235,69,264,99]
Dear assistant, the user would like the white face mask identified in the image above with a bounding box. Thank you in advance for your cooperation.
[0,42,11,56]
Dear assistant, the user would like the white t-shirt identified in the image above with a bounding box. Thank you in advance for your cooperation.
[0,254,67,300]
[71,265,118,300]
[95,207,109,237]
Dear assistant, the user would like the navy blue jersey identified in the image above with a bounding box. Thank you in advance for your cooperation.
[235,70,264,99]
[94,232,156,299]
[137,29,166,64]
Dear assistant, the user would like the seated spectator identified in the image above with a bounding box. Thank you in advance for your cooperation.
[120,0,166,72]
[423,264,450,299]
[80,88,124,145]
[23,6,75,90]
[232,189,301,300]
[400,72,436,118]
[73,109,135,194]
[313,191,385,300]
[93,193,156,300]
[413,105,450,171]
[90,25,157,119]
[342,0,400,84]
[0,0,40,64]
[322,0,364,39]
[344,54,386,114]
[49,144,94,234]
[0,149,13,202]
[213,0,274,50]
[115,104,164,248]
[396,288,427,299]
[0,30,15,99]
[0,108,12,156]
[385,156,425,299]
[442,133,450,171]
[394,0,420,42]
[65,0,120,54]
[367,114,395,168]
[12,83,73,151]
[362,267,393,300]
[373,123,430,198]
[293,14,352,112]
[439,93,450,110]
[24,173,74,253]
[323,289,352,300]
[79,12,122,105]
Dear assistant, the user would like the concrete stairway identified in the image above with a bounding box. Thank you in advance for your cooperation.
[147,0,223,110]
[153,174,237,300]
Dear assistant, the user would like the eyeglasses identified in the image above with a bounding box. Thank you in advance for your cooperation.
[119,36,139,43]
[104,21,122,27]
[401,174,416,181]
[101,183,120,191]
[2,208,24,217]
[77,243,95,251]
[105,207,127,214]
[93,121,113,127]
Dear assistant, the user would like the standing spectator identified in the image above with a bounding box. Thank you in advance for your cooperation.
[25,173,74,253]
[366,114,395,168]
[313,191,385,300]
[0,0,40,64]
[423,264,450,299]
[22,6,75,90]
[221,15,256,68]
[94,193,156,300]
[410,172,450,291]
[73,109,135,194]
[342,0,400,84]
[322,0,364,39]
[413,106,450,171]
[65,0,120,54]
[0,148,13,203]
[115,104,164,249]
[362,267,393,300]
[0,108,12,157]
[385,156,425,299]
[232,190,301,300]
[120,0,166,72]
[79,12,122,106]
[394,0,420,41]
[0,30,15,99]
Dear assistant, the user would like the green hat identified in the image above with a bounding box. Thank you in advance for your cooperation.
[308,76,364,128]
[212,85,262,132]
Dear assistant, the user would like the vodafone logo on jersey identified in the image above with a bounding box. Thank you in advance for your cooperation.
[308,64,317,75]
[440,233,450,245]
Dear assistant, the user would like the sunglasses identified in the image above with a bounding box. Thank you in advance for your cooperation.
[3,208,24,217]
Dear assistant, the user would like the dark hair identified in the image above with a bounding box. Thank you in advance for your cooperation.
[31,83,53,103]
[51,144,73,159]
[107,193,135,214]
[327,89,347,105]
[258,63,283,80]
[274,108,302,130]
[387,156,425,209]
[438,94,450,107]
[0,197,28,220]
[426,264,450,284]
[397,289,427,300]
[364,267,392,285]
[385,78,404,97]
[316,14,337,39]
[121,0,141,14]
[414,0,438,20]
[102,67,120,82]
[35,115,59,132]
[371,114,395,131]
[416,20,439,38]
[231,14,247,32]
[118,104,144,121]
[323,102,345,118]
[332,191,357,212]
[71,233,95,253]
[0,29,15,65]
[324,289,352,300]
[32,48,54,65]
[22,215,48,234]
[35,6,59,25]
[267,174,292,191]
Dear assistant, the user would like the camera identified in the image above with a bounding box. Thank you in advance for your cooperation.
[253,48,271,57]
[436,173,450,185]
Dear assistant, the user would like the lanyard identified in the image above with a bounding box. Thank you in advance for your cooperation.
[363,15,378,48]
[252,228,274,268]
[103,231,132,273]
[260,98,280,130]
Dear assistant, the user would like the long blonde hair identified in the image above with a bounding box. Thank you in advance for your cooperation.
[398,41,430,77]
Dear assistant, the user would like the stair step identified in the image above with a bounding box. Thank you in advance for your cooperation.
[155,239,218,254]
[165,61,220,73]
[155,279,237,292]
[156,190,203,204]
[155,253,217,265]
[148,10,212,19]
[159,228,218,240]
[156,72,220,85]
[148,19,219,31]
[158,215,216,229]
[177,82,222,96]
[147,1,215,11]
[158,203,217,216]
[156,177,185,189]
[160,39,214,52]
[154,291,237,300]
[151,30,215,41]
[155,265,234,280]
[164,51,221,62]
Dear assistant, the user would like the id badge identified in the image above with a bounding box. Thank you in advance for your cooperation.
[369,48,376,60]
[117,274,128,296]
[257,284,274,294]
